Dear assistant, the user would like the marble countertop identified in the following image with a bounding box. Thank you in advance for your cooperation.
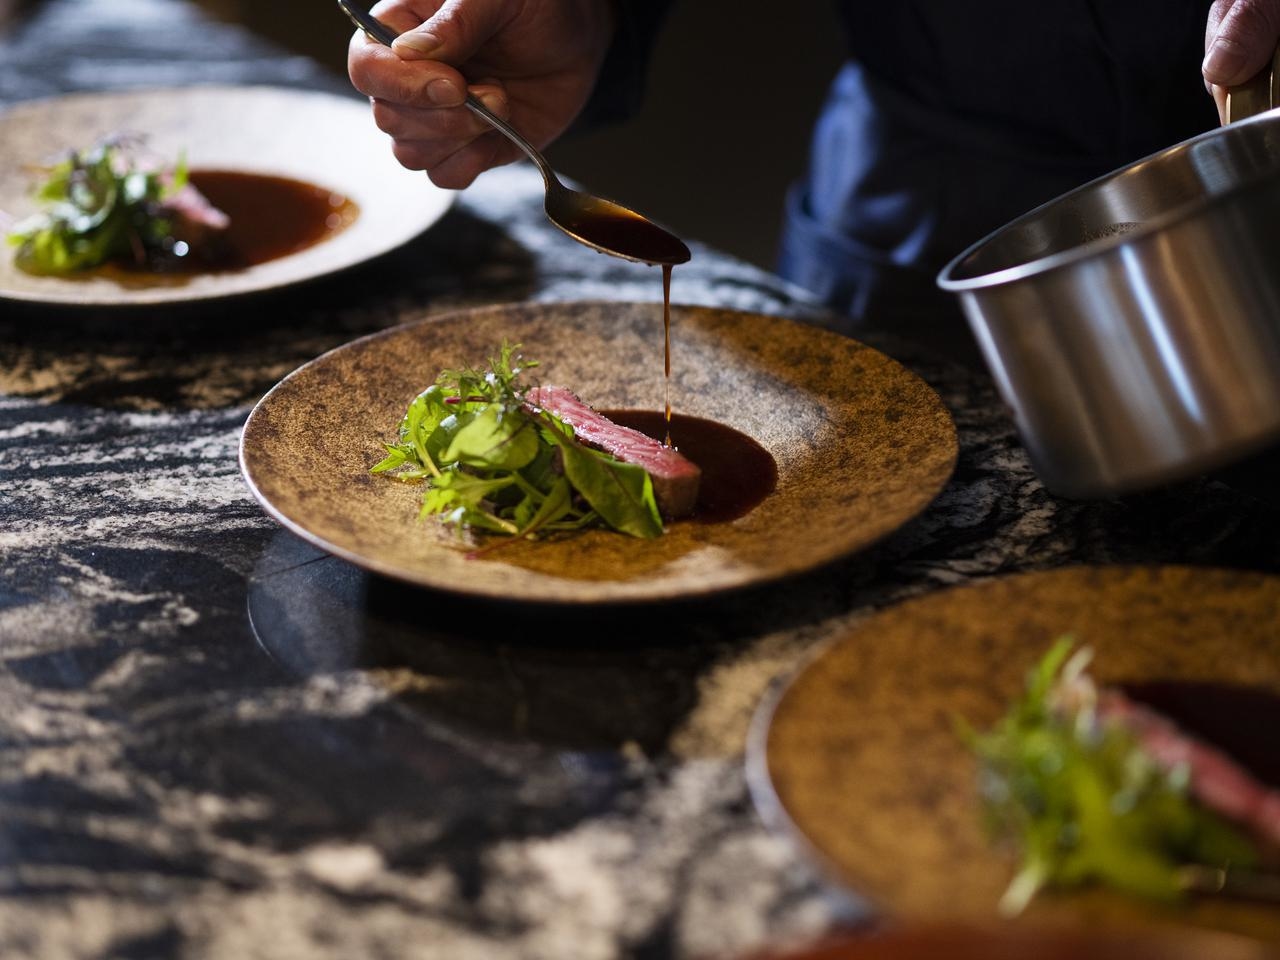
[3,2,1280,958]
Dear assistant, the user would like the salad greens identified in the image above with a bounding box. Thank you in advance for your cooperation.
[964,638,1256,916]
[372,343,663,547]
[6,136,188,274]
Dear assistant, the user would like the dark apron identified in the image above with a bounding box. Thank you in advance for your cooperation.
[778,0,1217,329]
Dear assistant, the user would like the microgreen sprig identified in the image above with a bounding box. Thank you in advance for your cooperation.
[6,135,188,274]
[373,342,663,549]
[963,638,1257,915]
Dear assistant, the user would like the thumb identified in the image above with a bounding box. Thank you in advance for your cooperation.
[1204,0,1280,86]
[391,0,510,62]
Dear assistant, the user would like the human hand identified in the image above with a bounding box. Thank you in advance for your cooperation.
[347,0,617,189]
[1204,0,1280,122]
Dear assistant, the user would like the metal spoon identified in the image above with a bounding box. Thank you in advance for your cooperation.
[338,0,690,266]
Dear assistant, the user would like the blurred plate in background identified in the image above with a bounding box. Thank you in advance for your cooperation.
[750,565,1280,940]
[0,85,452,305]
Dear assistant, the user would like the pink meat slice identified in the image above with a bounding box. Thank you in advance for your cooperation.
[523,385,701,519]
[1097,688,1280,851]
[161,183,231,252]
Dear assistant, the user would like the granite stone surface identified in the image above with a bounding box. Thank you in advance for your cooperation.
[3,2,1280,958]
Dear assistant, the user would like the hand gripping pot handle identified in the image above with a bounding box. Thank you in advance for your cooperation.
[937,48,1280,497]
[1226,46,1280,123]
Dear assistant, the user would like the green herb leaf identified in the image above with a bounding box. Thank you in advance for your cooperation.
[370,445,410,474]
[550,430,663,539]
[966,638,1258,915]
[515,476,573,536]
[420,471,520,533]
[7,137,189,274]
[372,342,665,545]
[169,150,189,195]
[441,405,540,471]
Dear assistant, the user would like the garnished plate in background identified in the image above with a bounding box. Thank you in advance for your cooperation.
[239,301,958,604]
[736,924,1279,960]
[749,565,1280,939]
[0,85,452,305]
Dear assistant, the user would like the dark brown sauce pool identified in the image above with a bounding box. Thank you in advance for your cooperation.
[101,169,358,278]
[182,169,358,269]
[1119,680,1280,788]
[601,409,777,523]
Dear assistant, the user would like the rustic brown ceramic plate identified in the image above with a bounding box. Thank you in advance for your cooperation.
[0,86,452,305]
[750,565,1280,940]
[239,301,958,604]
[740,923,1279,960]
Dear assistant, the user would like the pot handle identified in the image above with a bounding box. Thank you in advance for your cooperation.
[1225,47,1280,123]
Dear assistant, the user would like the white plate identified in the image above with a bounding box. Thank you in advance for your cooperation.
[0,85,453,305]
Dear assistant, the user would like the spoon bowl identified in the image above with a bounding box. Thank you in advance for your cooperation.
[544,182,691,266]
[338,0,690,266]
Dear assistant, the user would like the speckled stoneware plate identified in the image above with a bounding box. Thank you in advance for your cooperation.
[0,85,452,305]
[750,565,1280,940]
[239,301,958,604]
[738,924,1279,960]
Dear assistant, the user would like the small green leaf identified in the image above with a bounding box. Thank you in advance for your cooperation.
[515,476,572,535]
[169,150,189,194]
[420,470,518,532]
[966,638,1258,916]
[370,445,408,473]
[7,137,189,274]
[442,405,539,471]
[373,342,670,545]
[552,433,662,539]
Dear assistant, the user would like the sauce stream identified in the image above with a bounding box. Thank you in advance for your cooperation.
[569,199,775,523]
[663,263,672,446]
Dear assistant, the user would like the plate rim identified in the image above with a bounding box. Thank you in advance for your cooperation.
[745,637,888,916]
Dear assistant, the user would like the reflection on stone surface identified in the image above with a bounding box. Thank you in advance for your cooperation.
[248,529,830,754]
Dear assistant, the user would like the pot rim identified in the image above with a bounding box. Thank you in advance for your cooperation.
[936,107,1280,294]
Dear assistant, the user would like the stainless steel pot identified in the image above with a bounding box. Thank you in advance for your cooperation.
[938,63,1280,497]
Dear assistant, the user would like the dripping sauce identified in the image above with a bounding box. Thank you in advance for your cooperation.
[562,197,775,522]
[663,263,672,446]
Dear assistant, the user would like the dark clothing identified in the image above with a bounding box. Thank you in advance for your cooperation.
[597,2,1218,331]
[778,1,1218,326]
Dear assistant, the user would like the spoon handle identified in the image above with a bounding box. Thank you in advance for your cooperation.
[336,0,556,187]
[462,95,555,185]
[337,0,397,44]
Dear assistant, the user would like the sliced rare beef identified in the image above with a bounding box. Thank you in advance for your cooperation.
[160,182,231,261]
[524,385,702,519]
[1098,685,1280,855]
